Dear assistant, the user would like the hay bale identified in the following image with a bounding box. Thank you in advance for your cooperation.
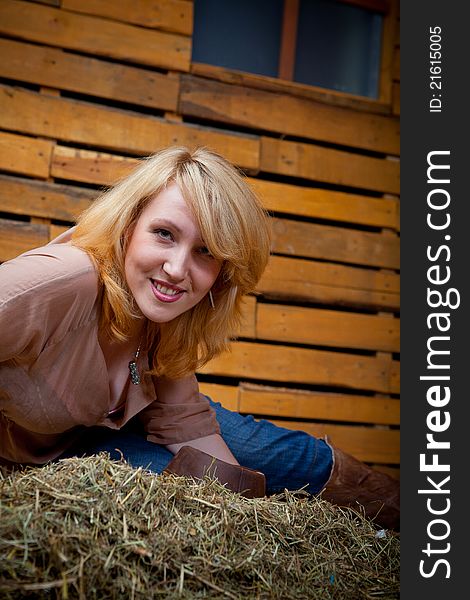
[0,454,399,599]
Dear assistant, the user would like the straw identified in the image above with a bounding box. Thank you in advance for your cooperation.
[0,453,399,599]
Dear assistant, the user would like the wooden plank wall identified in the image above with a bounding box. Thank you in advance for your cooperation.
[0,0,400,477]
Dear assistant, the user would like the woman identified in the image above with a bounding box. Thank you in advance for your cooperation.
[0,146,399,529]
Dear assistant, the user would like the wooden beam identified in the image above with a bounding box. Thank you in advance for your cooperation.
[270,217,399,269]
[62,0,193,36]
[191,62,392,115]
[0,0,191,71]
[195,381,400,426]
[0,38,179,113]
[0,131,53,179]
[0,175,94,223]
[259,256,399,311]
[198,383,239,411]
[180,74,400,155]
[0,84,260,171]
[249,178,400,230]
[199,341,400,394]
[261,137,400,195]
[268,419,399,464]
[278,0,299,81]
[378,0,399,104]
[51,146,138,186]
[256,304,400,352]
[238,383,399,425]
[238,296,257,339]
[263,254,401,298]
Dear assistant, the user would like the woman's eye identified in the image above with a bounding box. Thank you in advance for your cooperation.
[156,228,173,240]
[198,246,213,258]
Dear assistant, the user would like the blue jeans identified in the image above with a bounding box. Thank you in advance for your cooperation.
[62,398,333,495]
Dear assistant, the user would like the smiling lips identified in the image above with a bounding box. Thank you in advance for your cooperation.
[151,279,185,303]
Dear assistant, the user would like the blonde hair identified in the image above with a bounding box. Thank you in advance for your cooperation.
[72,146,271,379]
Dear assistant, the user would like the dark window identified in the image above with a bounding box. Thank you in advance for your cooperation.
[192,0,384,99]
[295,0,382,97]
[192,0,284,79]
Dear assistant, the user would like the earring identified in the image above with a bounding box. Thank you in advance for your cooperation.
[209,289,215,309]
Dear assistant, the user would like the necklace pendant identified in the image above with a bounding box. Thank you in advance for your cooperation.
[128,359,140,385]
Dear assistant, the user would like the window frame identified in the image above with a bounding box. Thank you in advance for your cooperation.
[191,0,399,112]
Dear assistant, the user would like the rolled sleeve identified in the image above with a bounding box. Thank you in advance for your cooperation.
[138,374,220,445]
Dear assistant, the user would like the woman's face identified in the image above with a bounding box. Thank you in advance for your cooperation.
[124,183,223,324]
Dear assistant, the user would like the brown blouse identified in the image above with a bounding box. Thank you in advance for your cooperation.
[0,241,219,465]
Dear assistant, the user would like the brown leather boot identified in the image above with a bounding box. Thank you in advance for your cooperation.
[320,444,400,531]
[163,446,266,499]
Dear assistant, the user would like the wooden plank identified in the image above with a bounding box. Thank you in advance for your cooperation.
[0,0,191,71]
[238,296,256,339]
[191,62,392,116]
[0,85,260,171]
[278,0,299,81]
[271,217,399,269]
[377,0,398,104]
[238,383,399,425]
[51,146,138,186]
[256,304,400,353]
[249,178,400,230]
[268,420,399,464]
[198,383,239,411]
[261,137,400,195]
[199,341,400,394]
[258,256,400,311]
[0,38,179,112]
[0,175,94,222]
[180,75,400,155]
[262,254,399,295]
[62,0,193,36]
[0,218,49,262]
[0,131,53,179]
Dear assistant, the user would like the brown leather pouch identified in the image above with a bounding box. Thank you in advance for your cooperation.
[164,446,266,499]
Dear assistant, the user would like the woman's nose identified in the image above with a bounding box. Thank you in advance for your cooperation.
[163,248,190,281]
